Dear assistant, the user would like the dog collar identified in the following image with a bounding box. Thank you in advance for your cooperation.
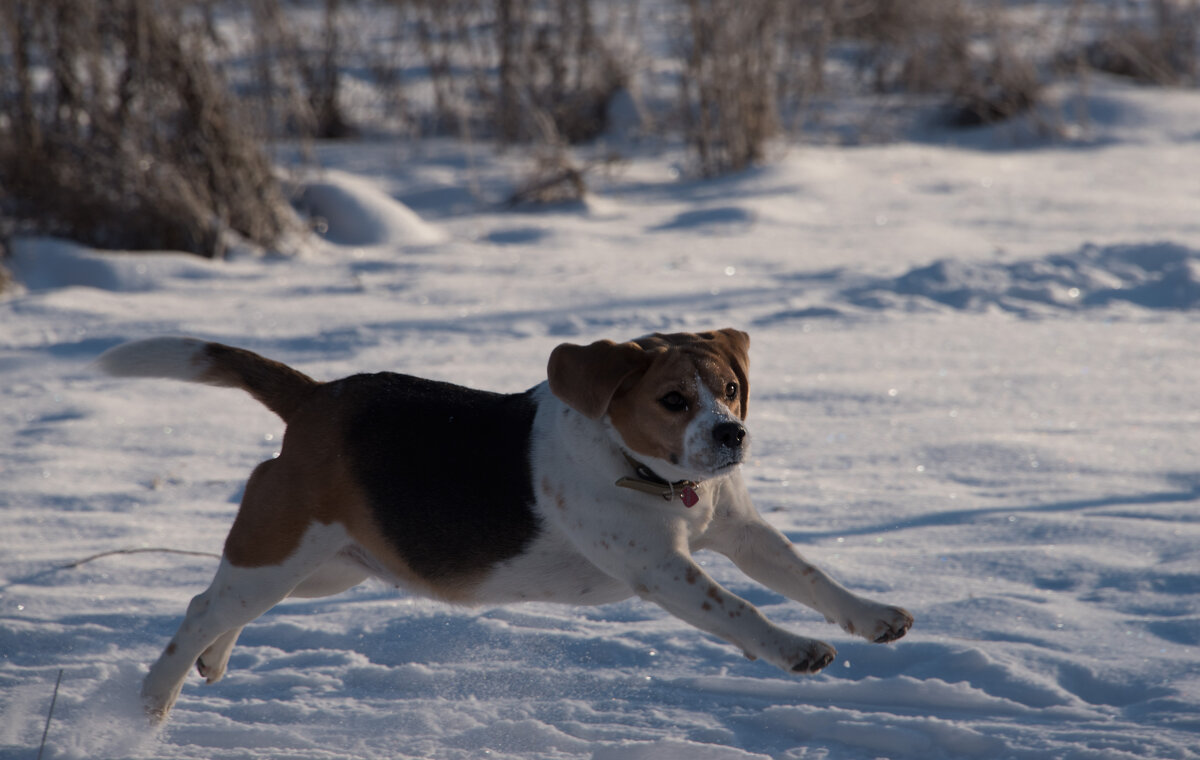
[615,452,701,507]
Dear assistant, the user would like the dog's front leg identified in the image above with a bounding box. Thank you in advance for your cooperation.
[631,551,837,674]
[711,477,913,644]
[727,521,913,643]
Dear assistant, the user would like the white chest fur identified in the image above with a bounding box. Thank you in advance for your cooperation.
[466,386,723,605]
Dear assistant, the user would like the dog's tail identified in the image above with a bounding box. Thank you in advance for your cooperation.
[98,337,318,423]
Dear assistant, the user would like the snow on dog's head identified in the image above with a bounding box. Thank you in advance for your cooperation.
[548,329,750,482]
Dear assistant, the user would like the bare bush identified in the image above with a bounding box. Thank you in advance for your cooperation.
[1083,0,1198,85]
[2,0,1195,242]
[840,0,974,95]
[0,0,296,258]
[505,0,629,143]
[507,150,588,206]
[947,6,1043,127]
[776,0,838,129]
[505,109,629,207]
[839,0,1045,128]
[242,0,358,139]
[676,0,783,177]
[494,0,633,144]
[948,44,1042,128]
[0,242,12,294]
[372,0,631,144]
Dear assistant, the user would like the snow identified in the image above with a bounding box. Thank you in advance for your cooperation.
[290,169,450,249]
[3,77,1200,760]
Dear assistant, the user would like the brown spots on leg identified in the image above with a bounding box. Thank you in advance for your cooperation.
[706,584,725,606]
[685,566,700,585]
[540,477,568,511]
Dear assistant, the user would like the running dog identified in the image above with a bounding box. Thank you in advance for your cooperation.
[98,329,913,722]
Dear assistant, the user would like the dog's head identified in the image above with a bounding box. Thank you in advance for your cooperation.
[548,329,750,482]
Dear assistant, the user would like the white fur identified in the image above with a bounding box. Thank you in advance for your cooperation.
[682,376,747,475]
[97,337,211,383]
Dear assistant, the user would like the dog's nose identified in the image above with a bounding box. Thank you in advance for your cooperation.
[713,421,747,449]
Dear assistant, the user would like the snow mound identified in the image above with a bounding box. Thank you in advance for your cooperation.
[847,242,1200,313]
[4,236,222,293]
[293,169,449,248]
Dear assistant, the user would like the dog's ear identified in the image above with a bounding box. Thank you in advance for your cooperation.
[714,328,750,419]
[548,339,650,420]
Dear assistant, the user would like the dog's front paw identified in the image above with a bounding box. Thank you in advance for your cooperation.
[871,606,913,643]
[841,602,914,644]
[750,631,837,675]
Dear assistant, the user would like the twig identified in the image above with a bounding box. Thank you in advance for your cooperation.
[58,547,222,570]
[37,669,63,760]
[0,547,222,591]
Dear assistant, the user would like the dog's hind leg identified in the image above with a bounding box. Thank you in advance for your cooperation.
[141,523,350,723]
[194,561,366,691]
[195,552,369,685]
[288,552,370,599]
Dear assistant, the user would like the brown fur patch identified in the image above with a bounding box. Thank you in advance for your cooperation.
[200,343,317,423]
[548,330,750,447]
[605,330,749,462]
[546,340,650,420]
[540,477,567,511]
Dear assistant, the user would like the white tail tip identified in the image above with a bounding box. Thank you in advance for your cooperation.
[97,337,212,382]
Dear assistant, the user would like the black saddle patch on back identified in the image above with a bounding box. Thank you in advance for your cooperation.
[339,373,542,582]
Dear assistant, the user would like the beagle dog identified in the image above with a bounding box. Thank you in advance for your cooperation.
[98,329,912,722]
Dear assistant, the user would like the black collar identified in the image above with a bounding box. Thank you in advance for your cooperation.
[614,452,701,506]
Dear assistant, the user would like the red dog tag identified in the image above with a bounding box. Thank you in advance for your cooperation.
[680,486,699,508]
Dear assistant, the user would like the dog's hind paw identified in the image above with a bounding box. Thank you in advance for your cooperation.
[786,640,837,674]
[791,646,836,674]
[141,688,176,726]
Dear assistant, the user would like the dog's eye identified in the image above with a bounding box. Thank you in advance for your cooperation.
[659,391,688,412]
[724,382,739,401]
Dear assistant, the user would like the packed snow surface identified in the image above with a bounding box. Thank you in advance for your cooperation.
[3,79,1200,759]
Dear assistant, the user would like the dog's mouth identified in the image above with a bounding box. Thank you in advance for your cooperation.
[704,456,743,477]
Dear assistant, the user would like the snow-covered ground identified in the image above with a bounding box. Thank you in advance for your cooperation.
[3,77,1200,759]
